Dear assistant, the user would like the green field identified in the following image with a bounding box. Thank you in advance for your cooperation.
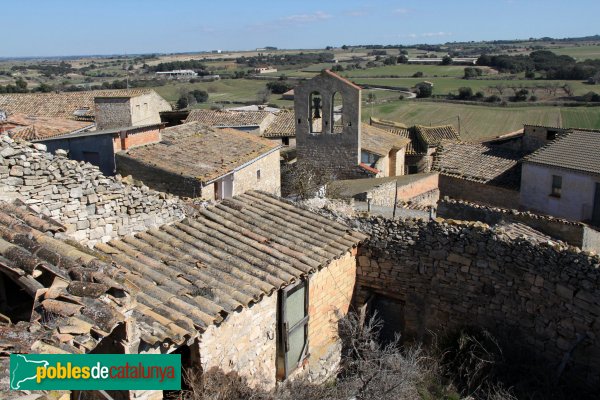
[365,101,600,141]
[153,79,275,105]
[550,45,600,60]
[352,77,594,96]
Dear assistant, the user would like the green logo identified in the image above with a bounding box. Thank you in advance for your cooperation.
[10,354,181,390]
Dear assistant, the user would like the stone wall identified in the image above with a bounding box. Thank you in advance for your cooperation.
[355,217,600,388]
[439,174,520,209]
[199,294,277,389]
[95,97,132,130]
[295,71,362,180]
[232,150,281,197]
[437,198,600,252]
[0,135,186,247]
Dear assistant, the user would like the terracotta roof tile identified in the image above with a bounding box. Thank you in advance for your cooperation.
[94,191,367,330]
[185,109,274,127]
[433,142,523,188]
[263,110,295,138]
[120,122,279,183]
[0,89,167,119]
[523,129,600,176]
[361,123,410,156]
[1,114,93,141]
[415,124,460,146]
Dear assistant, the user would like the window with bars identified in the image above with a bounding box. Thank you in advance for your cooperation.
[276,279,309,380]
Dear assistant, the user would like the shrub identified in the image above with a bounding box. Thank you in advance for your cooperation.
[415,83,432,98]
[529,95,538,102]
[413,71,424,78]
[457,87,474,100]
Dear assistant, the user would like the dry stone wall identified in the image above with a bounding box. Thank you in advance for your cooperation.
[354,216,600,388]
[0,135,186,246]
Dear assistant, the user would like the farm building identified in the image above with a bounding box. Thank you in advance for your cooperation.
[116,122,281,199]
[0,191,366,399]
[520,129,600,225]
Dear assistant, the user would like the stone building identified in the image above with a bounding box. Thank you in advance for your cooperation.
[0,191,366,399]
[0,89,171,121]
[432,142,524,209]
[370,117,460,174]
[116,122,281,199]
[295,70,409,180]
[520,129,600,225]
[94,91,171,130]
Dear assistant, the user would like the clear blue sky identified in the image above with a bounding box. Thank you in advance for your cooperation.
[2,0,599,57]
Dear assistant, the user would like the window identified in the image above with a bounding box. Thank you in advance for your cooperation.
[331,92,344,133]
[407,165,419,174]
[276,280,309,380]
[546,130,558,140]
[256,169,261,181]
[309,91,322,134]
[361,151,379,166]
[551,175,562,197]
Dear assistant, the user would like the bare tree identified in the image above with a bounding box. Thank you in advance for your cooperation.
[281,162,335,200]
[562,83,574,97]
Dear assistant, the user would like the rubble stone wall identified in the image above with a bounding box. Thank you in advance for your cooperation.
[199,293,278,389]
[0,136,186,247]
[437,198,600,252]
[439,174,520,209]
[355,217,600,388]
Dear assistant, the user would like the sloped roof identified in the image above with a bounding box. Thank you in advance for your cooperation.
[361,123,410,156]
[323,70,362,90]
[0,89,166,119]
[263,110,295,138]
[433,142,523,188]
[369,118,426,155]
[415,125,460,147]
[1,114,93,141]
[523,130,600,176]
[185,109,273,127]
[119,122,280,183]
[94,191,367,330]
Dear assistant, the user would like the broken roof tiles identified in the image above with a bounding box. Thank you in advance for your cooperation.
[0,191,366,356]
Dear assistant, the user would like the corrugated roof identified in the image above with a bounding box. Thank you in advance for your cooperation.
[361,123,410,156]
[119,121,280,183]
[523,129,600,176]
[94,191,367,331]
[0,89,167,119]
[263,110,295,138]
[433,142,523,188]
[185,109,273,127]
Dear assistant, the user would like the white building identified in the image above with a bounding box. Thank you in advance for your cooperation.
[155,69,198,79]
[520,129,600,225]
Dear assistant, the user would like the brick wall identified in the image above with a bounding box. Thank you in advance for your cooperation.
[199,294,278,389]
[306,250,356,381]
[355,217,600,388]
[112,128,161,152]
[439,174,520,209]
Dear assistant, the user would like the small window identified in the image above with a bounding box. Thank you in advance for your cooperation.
[408,165,419,174]
[277,280,309,380]
[144,103,148,112]
[551,175,562,197]
[256,170,261,181]
[547,130,557,140]
[361,151,379,166]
